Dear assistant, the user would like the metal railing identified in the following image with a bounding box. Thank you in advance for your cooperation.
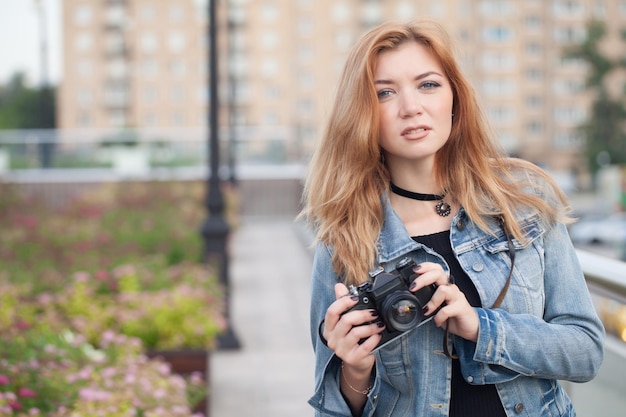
[567,250,626,416]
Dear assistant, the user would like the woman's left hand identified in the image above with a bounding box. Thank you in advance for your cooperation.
[409,262,479,342]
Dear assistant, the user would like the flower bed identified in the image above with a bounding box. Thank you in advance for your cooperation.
[0,181,232,416]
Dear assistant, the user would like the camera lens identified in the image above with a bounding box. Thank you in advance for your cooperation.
[381,291,422,332]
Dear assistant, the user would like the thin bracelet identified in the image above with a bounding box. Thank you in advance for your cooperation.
[341,363,372,395]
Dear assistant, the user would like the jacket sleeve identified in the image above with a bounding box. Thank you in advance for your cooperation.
[307,242,381,417]
[455,222,605,384]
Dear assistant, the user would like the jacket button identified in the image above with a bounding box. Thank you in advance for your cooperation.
[456,219,465,230]
[472,262,484,272]
[466,376,473,383]
[514,403,524,414]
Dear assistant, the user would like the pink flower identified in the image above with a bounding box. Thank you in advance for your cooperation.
[0,375,9,385]
[8,400,22,411]
[18,388,37,398]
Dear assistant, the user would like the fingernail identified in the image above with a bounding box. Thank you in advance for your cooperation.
[413,264,422,272]
[409,282,417,291]
[370,310,379,317]
[350,295,359,301]
[376,322,385,328]
[422,306,429,314]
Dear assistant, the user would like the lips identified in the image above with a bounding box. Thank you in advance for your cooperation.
[401,126,430,137]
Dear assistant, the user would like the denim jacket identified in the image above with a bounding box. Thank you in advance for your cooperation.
[308,197,605,417]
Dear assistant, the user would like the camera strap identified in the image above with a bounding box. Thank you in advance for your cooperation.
[443,217,516,359]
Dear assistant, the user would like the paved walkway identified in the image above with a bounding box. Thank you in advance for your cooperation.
[209,218,315,417]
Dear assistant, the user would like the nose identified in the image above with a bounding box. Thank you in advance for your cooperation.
[399,91,423,118]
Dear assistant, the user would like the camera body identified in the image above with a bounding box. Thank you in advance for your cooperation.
[345,257,437,351]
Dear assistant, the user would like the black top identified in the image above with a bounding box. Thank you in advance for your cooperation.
[412,230,506,417]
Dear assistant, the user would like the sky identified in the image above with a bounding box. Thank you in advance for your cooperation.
[0,0,62,86]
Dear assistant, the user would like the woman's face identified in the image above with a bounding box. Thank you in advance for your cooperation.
[375,41,454,170]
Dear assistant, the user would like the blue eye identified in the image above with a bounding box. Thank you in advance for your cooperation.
[421,81,441,89]
[377,89,393,99]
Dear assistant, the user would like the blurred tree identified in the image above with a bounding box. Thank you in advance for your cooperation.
[564,20,626,176]
[0,72,56,129]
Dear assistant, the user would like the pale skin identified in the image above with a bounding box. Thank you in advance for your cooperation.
[322,41,480,415]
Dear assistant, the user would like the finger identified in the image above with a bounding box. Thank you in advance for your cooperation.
[422,284,456,316]
[410,264,449,291]
[335,283,349,300]
[345,320,385,344]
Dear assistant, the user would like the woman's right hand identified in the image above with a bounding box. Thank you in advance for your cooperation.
[322,283,384,371]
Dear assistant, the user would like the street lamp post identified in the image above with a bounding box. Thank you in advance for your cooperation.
[34,0,54,168]
[201,0,240,350]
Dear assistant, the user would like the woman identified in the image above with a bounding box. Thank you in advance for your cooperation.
[301,19,604,417]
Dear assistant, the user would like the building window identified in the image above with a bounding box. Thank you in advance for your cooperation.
[169,60,187,77]
[479,0,515,16]
[141,59,159,77]
[140,33,159,54]
[230,53,248,77]
[525,42,542,57]
[362,1,382,24]
[264,85,281,100]
[77,89,92,105]
[525,68,543,82]
[553,26,586,44]
[140,5,157,22]
[261,58,279,77]
[395,1,416,19]
[75,33,93,52]
[482,26,513,42]
[106,32,126,55]
[168,32,186,53]
[169,5,185,22]
[105,84,130,108]
[261,31,279,50]
[74,5,92,26]
[105,4,125,26]
[261,3,279,22]
[592,1,606,17]
[143,86,158,103]
[332,2,351,23]
[299,73,315,89]
[171,112,185,126]
[107,59,128,79]
[298,17,314,37]
[552,0,585,17]
[487,106,515,125]
[554,130,584,149]
[298,45,314,64]
[77,111,91,127]
[526,95,543,109]
[109,110,127,128]
[554,106,586,125]
[481,52,516,71]
[76,60,93,77]
[481,78,516,97]
[143,112,157,127]
[526,121,543,134]
[170,86,186,102]
[524,15,542,30]
[335,30,353,51]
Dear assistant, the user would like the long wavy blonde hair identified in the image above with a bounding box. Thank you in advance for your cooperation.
[301,19,571,285]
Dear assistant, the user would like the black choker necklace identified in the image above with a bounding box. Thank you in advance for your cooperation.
[390,182,451,217]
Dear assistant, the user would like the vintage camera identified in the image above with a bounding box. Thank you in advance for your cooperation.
[345,257,437,350]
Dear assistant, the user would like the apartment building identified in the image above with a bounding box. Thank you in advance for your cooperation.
[59,0,626,178]
[58,0,207,131]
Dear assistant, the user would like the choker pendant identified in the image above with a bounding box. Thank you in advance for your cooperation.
[390,182,451,217]
[435,201,451,217]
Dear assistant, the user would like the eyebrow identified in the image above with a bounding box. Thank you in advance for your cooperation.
[374,71,443,85]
